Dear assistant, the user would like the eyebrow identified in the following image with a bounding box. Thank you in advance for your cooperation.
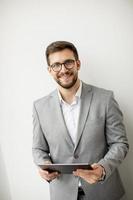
[51,59,75,65]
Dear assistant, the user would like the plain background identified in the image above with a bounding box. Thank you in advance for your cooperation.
[0,0,133,200]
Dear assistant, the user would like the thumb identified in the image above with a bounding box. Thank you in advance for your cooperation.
[91,163,99,169]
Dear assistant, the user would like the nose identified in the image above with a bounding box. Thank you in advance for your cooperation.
[60,64,68,72]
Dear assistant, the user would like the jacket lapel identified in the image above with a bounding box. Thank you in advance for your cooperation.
[51,90,75,148]
[74,83,93,151]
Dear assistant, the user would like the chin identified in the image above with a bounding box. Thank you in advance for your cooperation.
[58,80,77,89]
[55,75,78,89]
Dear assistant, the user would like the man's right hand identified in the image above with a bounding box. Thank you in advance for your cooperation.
[38,161,60,182]
[38,168,60,182]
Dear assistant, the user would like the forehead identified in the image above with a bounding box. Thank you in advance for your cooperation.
[48,49,75,64]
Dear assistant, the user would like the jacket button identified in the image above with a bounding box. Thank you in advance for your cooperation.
[74,154,79,159]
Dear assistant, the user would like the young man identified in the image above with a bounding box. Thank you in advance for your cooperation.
[32,41,129,200]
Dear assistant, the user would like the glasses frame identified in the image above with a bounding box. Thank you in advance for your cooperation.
[50,59,77,72]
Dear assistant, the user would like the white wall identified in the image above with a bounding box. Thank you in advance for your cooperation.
[1,0,133,200]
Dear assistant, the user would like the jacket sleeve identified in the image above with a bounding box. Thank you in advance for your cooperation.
[32,103,51,166]
[98,92,129,180]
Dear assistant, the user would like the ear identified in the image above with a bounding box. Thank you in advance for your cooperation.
[76,60,81,70]
[47,66,51,73]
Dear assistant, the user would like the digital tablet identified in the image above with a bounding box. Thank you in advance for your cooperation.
[39,163,92,174]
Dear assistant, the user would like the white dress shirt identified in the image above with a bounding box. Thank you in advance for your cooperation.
[58,81,82,145]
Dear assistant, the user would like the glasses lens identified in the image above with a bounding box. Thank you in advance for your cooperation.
[51,63,61,72]
[64,59,75,69]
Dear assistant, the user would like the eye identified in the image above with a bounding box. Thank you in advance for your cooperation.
[52,63,61,68]
[64,59,75,67]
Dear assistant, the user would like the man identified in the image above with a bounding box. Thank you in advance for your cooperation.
[32,41,129,200]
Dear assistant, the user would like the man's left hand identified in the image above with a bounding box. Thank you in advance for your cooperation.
[73,163,104,184]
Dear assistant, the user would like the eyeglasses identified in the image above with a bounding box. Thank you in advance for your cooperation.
[50,59,76,72]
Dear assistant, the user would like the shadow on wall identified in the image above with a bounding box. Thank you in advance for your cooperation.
[0,145,11,200]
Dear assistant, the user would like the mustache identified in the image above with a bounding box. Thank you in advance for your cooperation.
[57,71,73,78]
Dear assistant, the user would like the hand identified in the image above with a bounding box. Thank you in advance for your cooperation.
[38,168,60,182]
[73,163,104,184]
[38,161,60,182]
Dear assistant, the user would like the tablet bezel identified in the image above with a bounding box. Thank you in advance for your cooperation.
[39,163,92,174]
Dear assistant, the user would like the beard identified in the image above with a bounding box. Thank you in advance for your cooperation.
[55,71,78,89]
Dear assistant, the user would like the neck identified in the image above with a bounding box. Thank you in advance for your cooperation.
[58,79,80,104]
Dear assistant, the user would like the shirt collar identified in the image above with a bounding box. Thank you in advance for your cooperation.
[58,80,82,104]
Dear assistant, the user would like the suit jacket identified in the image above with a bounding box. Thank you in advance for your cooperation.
[32,82,129,200]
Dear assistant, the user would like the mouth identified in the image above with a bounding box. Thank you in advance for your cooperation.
[58,73,72,82]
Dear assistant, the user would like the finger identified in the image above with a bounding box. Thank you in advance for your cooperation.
[76,169,92,176]
[39,168,49,173]
[39,169,49,176]
[81,173,99,184]
[73,170,99,184]
[91,163,99,169]
[87,178,98,184]
[38,169,50,181]
[73,170,87,178]
[75,172,97,184]
[48,172,58,178]
[48,172,59,180]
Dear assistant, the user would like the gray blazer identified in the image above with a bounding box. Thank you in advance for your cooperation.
[32,82,129,200]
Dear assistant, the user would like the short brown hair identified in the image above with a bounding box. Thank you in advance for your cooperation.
[45,41,79,65]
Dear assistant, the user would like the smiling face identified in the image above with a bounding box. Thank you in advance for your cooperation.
[48,49,81,89]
